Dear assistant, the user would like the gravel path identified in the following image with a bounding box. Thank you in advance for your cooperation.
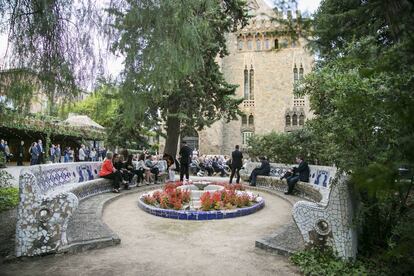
[2,190,300,276]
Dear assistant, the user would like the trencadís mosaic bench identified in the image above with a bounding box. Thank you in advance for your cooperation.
[241,162,357,259]
[15,162,113,257]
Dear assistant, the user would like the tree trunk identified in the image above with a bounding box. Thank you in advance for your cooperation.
[164,102,181,157]
[164,115,180,157]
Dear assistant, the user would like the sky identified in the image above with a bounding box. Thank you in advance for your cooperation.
[0,0,321,86]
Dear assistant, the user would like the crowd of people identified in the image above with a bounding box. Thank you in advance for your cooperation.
[0,138,108,166]
[2,136,310,195]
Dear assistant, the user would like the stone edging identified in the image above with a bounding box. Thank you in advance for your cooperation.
[137,196,265,220]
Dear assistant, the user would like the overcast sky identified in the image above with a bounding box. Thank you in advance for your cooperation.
[0,0,321,83]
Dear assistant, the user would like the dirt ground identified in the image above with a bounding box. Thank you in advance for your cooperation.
[1,190,300,276]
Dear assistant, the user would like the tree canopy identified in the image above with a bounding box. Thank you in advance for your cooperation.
[108,0,248,156]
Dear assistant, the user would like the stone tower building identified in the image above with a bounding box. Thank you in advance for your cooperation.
[191,0,314,155]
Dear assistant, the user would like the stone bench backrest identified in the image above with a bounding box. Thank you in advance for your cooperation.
[243,162,337,188]
[23,162,102,195]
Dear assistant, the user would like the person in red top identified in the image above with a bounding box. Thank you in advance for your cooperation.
[99,152,122,193]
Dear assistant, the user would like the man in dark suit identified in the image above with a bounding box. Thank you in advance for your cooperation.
[229,145,243,184]
[37,139,44,164]
[179,141,192,182]
[249,156,270,186]
[285,156,310,195]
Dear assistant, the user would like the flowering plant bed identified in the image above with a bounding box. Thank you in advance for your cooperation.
[140,181,262,212]
[142,182,190,210]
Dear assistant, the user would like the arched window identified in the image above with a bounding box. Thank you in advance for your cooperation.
[286,115,291,126]
[241,115,247,125]
[249,66,254,100]
[292,114,298,126]
[244,66,249,99]
[247,40,253,50]
[238,39,243,50]
[299,64,304,80]
[248,115,254,125]
[256,39,261,50]
[299,114,305,126]
[274,39,279,49]
[293,64,298,83]
[265,39,270,49]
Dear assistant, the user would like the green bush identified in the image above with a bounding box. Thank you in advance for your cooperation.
[290,248,384,276]
[0,187,19,212]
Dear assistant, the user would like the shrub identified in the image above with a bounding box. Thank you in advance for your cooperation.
[290,248,374,276]
[0,187,19,212]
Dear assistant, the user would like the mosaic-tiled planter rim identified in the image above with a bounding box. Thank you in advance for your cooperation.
[138,197,265,220]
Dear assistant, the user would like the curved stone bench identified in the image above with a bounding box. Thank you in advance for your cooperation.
[241,162,357,259]
[15,162,114,257]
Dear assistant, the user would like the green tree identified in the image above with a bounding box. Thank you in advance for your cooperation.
[108,0,247,156]
[296,0,414,272]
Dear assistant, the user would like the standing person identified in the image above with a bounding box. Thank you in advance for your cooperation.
[37,139,44,164]
[17,140,25,166]
[248,156,270,186]
[229,145,243,184]
[54,144,61,163]
[0,139,5,162]
[285,156,310,195]
[99,152,122,193]
[50,144,56,163]
[179,141,192,183]
[78,144,86,162]
[30,142,39,165]
[90,148,97,161]
[4,141,11,163]
[64,147,69,163]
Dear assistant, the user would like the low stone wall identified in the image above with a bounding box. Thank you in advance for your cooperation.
[15,162,112,257]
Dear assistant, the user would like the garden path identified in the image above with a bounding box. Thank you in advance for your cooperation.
[2,188,299,275]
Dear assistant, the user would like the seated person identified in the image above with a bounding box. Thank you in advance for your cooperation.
[123,154,136,187]
[99,152,122,193]
[212,157,227,177]
[284,156,310,195]
[113,154,130,190]
[248,157,270,186]
[135,154,149,184]
[163,153,176,182]
[145,154,159,184]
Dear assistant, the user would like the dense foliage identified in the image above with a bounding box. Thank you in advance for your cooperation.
[0,171,18,212]
[248,127,335,165]
[291,248,377,276]
[0,187,19,212]
[108,0,248,156]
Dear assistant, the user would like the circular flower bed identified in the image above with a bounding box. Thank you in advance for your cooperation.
[138,181,265,220]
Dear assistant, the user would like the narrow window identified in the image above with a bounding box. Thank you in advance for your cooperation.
[248,115,254,125]
[265,39,270,49]
[242,115,247,125]
[286,115,291,126]
[292,114,298,126]
[256,39,261,50]
[299,114,305,126]
[274,39,279,49]
[299,64,304,80]
[249,65,254,100]
[293,64,298,83]
[238,39,243,50]
[244,66,249,99]
[247,40,253,50]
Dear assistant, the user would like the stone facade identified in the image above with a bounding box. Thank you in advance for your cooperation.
[199,0,314,155]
